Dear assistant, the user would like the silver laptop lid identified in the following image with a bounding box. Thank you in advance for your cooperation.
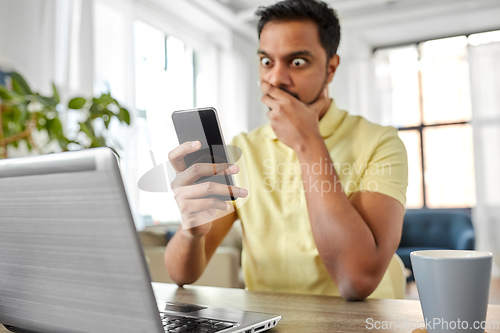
[0,148,163,333]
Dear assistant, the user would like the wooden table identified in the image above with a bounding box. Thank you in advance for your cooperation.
[2,283,500,332]
[150,283,500,332]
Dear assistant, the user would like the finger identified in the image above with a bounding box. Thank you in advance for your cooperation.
[263,95,282,121]
[261,81,293,101]
[168,141,201,173]
[262,94,280,114]
[260,81,284,99]
[176,182,248,200]
[266,109,280,121]
[178,197,230,215]
[172,163,239,188]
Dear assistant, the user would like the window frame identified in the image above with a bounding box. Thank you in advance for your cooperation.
[373,30,498,210]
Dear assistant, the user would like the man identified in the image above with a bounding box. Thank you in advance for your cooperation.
[165,0,408,301]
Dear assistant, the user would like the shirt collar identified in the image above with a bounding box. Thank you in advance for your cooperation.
[262,99,345,141]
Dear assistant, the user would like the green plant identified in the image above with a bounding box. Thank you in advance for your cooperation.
[0,72,130,159]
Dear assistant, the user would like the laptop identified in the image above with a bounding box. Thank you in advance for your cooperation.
[0,148,281,333]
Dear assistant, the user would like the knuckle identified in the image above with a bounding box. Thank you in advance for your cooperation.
[184,216,196,226]
[191,163,200,175]
[173,188,183,201]
[205,182,214,193]
[167,150,175,161]
[168,150,181,163]
[178,201,188,214]
[215,164,222,174]
[170,177,179,189]
[173,193,181,203]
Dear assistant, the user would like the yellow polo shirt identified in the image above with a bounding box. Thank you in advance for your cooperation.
[230,100,408,298]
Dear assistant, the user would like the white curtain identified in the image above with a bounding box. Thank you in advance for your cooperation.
[0,0,95,101]
[0,0,56,94]
[0,0,95,157]
[469,41,500,277]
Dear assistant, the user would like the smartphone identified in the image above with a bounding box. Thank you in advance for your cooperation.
[171,107,237,201]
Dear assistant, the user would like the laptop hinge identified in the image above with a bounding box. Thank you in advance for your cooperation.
[2,325,40,333]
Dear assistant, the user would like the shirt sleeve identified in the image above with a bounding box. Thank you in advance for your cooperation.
[355,127,408,208]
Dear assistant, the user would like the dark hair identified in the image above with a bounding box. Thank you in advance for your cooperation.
[256,0,341,59]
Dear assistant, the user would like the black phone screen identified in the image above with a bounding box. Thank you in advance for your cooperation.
[172,108,236,200]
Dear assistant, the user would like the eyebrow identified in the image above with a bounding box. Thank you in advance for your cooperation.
[257,50,314,58]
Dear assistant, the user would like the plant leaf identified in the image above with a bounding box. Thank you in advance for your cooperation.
[26,139,32,151]
[35,93,57,107]
[10,72,33,95]
[80,120,96,138]
[52,83,60,104]
[51,118,63,136]
[99,93,113,104]
[18,105,31,127]
[68,97,87,109]
[0,86,13,100]
[58,136,70,150]
[119,107,131,125]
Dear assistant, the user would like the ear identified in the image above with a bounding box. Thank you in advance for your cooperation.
[326,54,340,84]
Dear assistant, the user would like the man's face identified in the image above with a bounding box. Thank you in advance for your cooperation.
[258,19,338,104]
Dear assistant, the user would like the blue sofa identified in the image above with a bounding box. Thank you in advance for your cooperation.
[396,211,475,281]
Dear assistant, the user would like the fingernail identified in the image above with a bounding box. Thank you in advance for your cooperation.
[228,164,239,173]
[191,141,200,148]
[239,188,248,197]
[225,202,231,211]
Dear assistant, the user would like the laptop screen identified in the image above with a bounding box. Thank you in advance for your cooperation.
[0,148,163,333]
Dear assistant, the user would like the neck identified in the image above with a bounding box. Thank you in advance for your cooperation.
[319,99,333,120]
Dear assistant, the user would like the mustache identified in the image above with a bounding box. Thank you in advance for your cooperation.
[278,87,300,100]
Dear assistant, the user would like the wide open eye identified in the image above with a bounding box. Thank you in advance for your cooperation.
[261,57,272,67]
[291,58,306,67]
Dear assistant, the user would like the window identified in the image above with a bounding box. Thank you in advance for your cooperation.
[374,31,500,209]
[132,21,197,224]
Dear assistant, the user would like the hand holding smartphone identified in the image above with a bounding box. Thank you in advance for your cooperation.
[171,107,241,201]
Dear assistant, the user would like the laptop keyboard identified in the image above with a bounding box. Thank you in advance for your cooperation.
[160,313,237,333]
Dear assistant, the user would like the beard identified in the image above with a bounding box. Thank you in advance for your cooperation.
[308,71,329,105]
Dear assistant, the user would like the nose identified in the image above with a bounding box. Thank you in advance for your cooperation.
[266,61,292,88]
